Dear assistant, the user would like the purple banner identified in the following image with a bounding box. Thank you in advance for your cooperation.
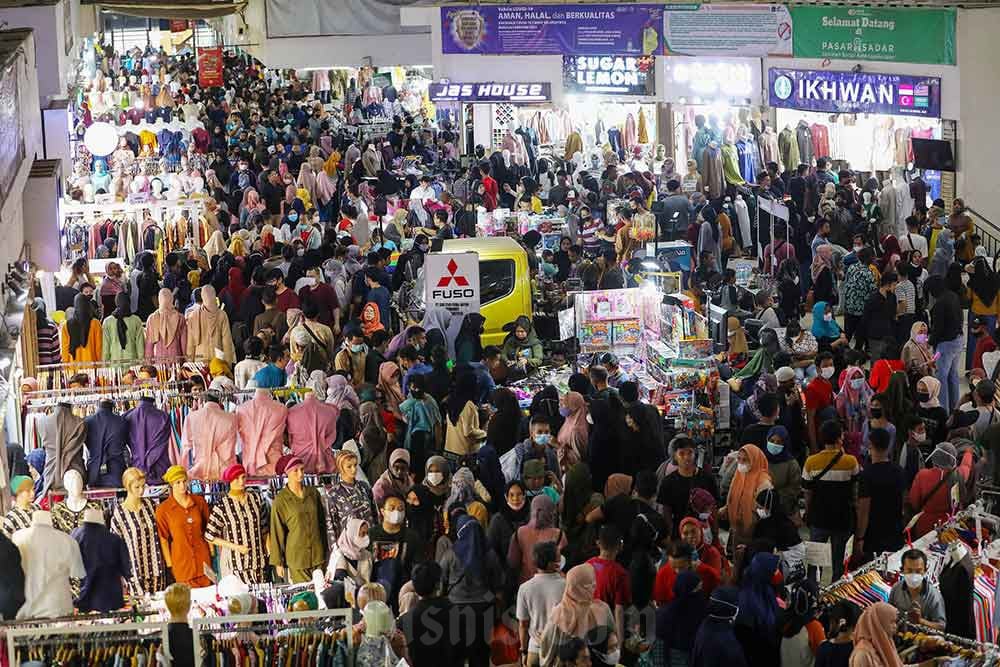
[441,4,663,56]
[769,68,941,118]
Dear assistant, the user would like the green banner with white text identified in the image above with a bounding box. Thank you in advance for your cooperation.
[790,6,955,65]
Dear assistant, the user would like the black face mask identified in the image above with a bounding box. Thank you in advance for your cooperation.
[870,408,883,419]
[916,391,931,403]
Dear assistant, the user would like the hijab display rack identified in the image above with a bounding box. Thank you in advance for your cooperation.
[33,355,200,390]
[5,620,170,667]
[192,609,354,666]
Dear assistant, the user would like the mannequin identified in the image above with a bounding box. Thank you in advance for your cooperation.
[720,136,746,186]
[2,475,36,536]
[124,395,172,484]
[185,285,236,364]
[205,464,267,584]
[236,389,289,476]
[84,399,129,488]
[150,177,165,200]
[938,541,975,639]
[145,287,187,359]
[682,159,703,195]
[12,510,86,619]
[325,448,376,544]
[891,165,909,235]
[91,160,111,193]
[39,403,86,497]
[72,507,131,612]
[691,115,713,172]
[287,391,339,474]
[179,391,237,481]
[110,467,165,595]
[103,292,145,361]
[51,470,101,533]
[155,465,212,587]
[878,177,897,240]
[269,456,327,583]
[111,137,135,172]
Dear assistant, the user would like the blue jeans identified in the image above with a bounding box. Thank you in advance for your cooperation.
[936,335,963,413]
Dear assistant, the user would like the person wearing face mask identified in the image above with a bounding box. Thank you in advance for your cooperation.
[327,517,373,591]
[751,488,803,576]
[901,321,936,384]
[719,444,772,552]
[888,549,946,631]
[859,395,896,461]
[914,376,948,446]
[760,425,801,519]
[368,493,422,603]
[907,442,974,539]
[507,415,561,484]
[690,587,747,667]
[804,352,838,452]
[836,366,875,458]
[372,448,413,508]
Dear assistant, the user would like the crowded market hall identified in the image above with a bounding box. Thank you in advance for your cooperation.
[4,1,1000,666]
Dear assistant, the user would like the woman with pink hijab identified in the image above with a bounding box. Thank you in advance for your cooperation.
[297,163,317,208]
[557,391,589,469]
[538,564,617,664]
[145,288,187,358]
[849,602,902,667]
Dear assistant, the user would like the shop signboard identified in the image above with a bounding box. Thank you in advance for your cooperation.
[441,4,663,56]
[197,47,224,89]
[790,6,956,65]
[663,4,792,57]
[769,68,941,119]
[429,82,551,103]
[563,55,655,96]
[424,252,481,317]
[661,57,761,105]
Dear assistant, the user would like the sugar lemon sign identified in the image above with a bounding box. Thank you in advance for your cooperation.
[790,6,956,65]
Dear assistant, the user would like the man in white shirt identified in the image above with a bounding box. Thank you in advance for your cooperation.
[900,216,929,260]
[409,175,437,205]
[516,541,566,667]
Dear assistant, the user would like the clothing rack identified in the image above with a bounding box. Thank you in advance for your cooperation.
[192,609,353,666]
[0,607,157,628]
[899,621,1000,659]
[820,553,890,596]
[25,384,312,410]
[5,620,169,667]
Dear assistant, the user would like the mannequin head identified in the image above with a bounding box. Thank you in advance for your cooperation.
[94,160,107,176]
[122,467,146,501]
[164,465,189,498]
[63,469,84,498]
[164,583,192,623]
[11,476,33,509]
[338,448,359,484]
[694,114,706,129]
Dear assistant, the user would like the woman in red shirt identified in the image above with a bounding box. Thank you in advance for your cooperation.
[908,442,974,537]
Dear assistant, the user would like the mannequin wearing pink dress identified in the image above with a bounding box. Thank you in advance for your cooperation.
[287,393,339,474]
[179,394,237,480]
[145,288,187,358]
[236,389,288,476]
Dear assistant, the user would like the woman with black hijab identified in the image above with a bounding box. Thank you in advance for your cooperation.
[486,480,530,563]
[967,255,1000,367]
[486,388,522,457]
[588,398,624,494]
[103,292,144,361]
[568,372,594,400]
[61,292,101,363]
[136,252,160,320]
[657,571,709,667]
[691,587,747,667]
[455,313,487,363]
[406,483,442,562]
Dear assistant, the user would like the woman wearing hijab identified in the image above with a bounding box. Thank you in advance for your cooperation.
[344,245,363,277]
[454,313,487,364]
[656,571,709,667]
[557,391,590,471]
[562,463,602,567]
[440,515,505,667]
[445,466,487,513]
[848,603,902,667]
[422,455,452,511]
[99,261,126,315]
[720,444,772,552]
[967,255,1000,367]
[878,235,902,274]
[691,587,747,667]
[420,306,454,357]
[377,361,405,421]
[539,564,617,666]
[327,374,361,413]
[33,299,60,366]
[752,488,804,577]
[203,230,227,263]
[508,494,567,584]
[836,366,874,458]
[812,301,847,353]
[61,293,102,363]
[742,373,778,429]
[445,373,486,457]
[358,401,388,484]
[102,292,144,361]
[404,483,441,561]
[762,425,801,517]
[777,258,803,323]
[812,244,837,306]
[915,376,948,445]
[484,388,523,458]
[678,516,724,574]
[928,229,954,277]
[901,321,935,384]
[486,480,529,562]
[726,315,750,368]
[588,399,624,494]
[219,266,246,315]
[329,517,373,590]
[603,474,633,501]
[908,442,974,537]
[734,552,781,666]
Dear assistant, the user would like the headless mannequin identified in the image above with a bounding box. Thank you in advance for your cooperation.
[74,507,130,612]
[236,389,288,476]
[13,509,85,620]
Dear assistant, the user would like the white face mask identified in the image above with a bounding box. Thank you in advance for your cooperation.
[793,276,800,285]
[737,462,751,474]
[599,649,621,665]
[823,313,833,322]
[387,510,404,525]
[703,527,713,544]
[850,378,865,390]
[756,508,770,519]
[904,573,924,589]
[426,472,444,486]
[820,367,835,379]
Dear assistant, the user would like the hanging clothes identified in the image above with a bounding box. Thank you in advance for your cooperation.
[110,498,165,596]
[721,144,746,186]
[637,109,649,144]
[702,144,725,200]
[777,127,800,172]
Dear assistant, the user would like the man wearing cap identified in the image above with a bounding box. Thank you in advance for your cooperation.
[3,475,36,537]
[269,455,328,583]
[970,316,998,373]
[156,466,213,588]
[205,464,267,584]
[774,367,807,461]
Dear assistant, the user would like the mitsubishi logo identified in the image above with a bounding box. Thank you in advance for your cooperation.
[436,259,469,288]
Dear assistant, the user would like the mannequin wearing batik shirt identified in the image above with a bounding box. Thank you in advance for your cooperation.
[124,396,172,484]
[2,476,37,537]
[205,464,267,584]
[111,467,165,595]
[179,392,237,481]
[287,391,339,474]
[145,288,187,359]
[185,285,236,364]
[325,448,376,545]
[39,403,86,497]
[51,470,101,534]
[84,400,129,488]
[236,389,288,476]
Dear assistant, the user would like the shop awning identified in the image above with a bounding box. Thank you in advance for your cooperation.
[89,1,248,20]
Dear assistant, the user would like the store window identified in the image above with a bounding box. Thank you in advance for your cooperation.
[480,259,515,306]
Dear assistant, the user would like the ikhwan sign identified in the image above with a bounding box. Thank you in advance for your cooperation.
[564,55,655,96]
[768,67,941,118]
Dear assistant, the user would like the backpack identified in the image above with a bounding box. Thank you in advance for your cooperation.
[299,323,331,374]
